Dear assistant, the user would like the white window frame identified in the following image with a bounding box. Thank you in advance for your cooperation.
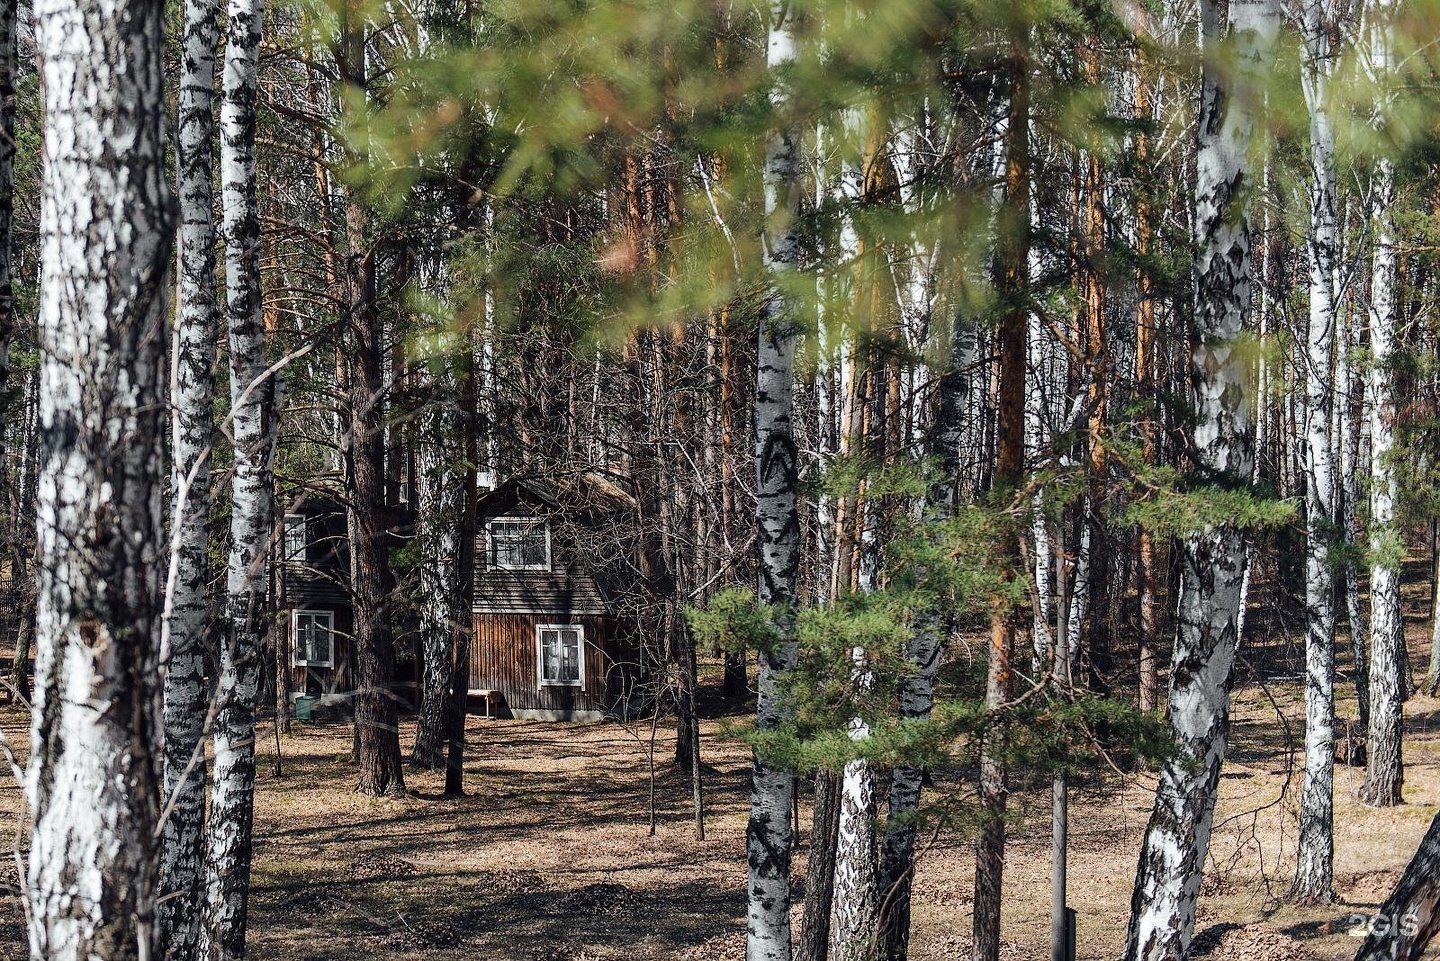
[487,515,551,571]
[283,513,307,562]
[536,623,585,689]
[292,609,336,668]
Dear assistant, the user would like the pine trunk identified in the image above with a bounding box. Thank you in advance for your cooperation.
[159,0,221,953]
[202,1,272,956]
[1294,0,1339,902]
[339,16,407,799]
[26,0,172,957]
[1122,2,1275,958]
[973,23,1029,961]
[0,0,13,436]
[748,6,803,955]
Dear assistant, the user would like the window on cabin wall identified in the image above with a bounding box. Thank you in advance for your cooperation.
[488,516,550,570]
[293,610,335,667]
[284,513,307,562]
[537,624,584,687]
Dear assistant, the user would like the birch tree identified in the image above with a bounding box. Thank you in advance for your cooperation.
[202,0,274,955]
[747,2,803,956]
[1293,0,1340,903]
[26,0,172,957]
[160,0,221,953]
[1360,0,1403,809]
[1122,0,1277,957]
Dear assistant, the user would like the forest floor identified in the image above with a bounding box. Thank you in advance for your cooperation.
[0,570,1438,959]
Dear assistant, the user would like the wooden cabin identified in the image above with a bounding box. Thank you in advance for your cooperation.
[471,476,642,722]
[276,497,354,707]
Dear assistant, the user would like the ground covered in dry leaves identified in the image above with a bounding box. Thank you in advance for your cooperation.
[0,596,1439,959]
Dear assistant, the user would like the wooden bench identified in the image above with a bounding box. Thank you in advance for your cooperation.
[467,688,498,718]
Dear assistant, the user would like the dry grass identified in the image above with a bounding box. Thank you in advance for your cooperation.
[0,584,1437,958]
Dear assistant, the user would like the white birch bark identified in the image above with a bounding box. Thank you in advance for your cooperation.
[159,0,221,954]
[202,0,273,956]
[1362,160,1403,807]
[1122,1,1276,958]
[412,355,465,769]
[1360,0,1404,809]
[26,0,172,957]
[748,4,802,958]
[1340,301,1369,729]
[1294,0,1339,902]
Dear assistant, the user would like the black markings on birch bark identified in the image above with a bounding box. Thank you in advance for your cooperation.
[202,0,273,956]
[1123,1,1276,958]
[160,0,222,954]
[747,3,802,958]
[27,0,173,957]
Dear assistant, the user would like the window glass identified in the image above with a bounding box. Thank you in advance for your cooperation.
[284,514,306,562]
[294,611,334,666]
[539,626,582,685]
[490,518,548,570]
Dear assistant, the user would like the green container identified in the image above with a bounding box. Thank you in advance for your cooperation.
[294,695,317,722]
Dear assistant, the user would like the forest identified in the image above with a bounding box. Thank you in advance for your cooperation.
[5,0,1440,958]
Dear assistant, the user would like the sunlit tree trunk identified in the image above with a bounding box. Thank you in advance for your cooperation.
[26,0,172,956]
[973,23,1029,961]
[160,0,221,953]
[1362,154,1403,808]
[201,1,274,957]
[412,356,465,770]
[747,3,802,957]
[1352,806,1440,960]
[1122,1,1276,958]
[1293,0,1339,902]
[338,9,407,799]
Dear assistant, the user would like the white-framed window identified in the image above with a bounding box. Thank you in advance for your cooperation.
[536,624,584,688]
[292,609,335,668]
[488,516,550,571]
[283,513,307,562]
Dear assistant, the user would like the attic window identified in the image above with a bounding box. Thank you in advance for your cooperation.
[293,610,335,668]
[284,513,307,562]
[537,624,584,688]
[488,516,550,571]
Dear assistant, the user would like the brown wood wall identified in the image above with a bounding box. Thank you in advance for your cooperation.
[471,613,632,716]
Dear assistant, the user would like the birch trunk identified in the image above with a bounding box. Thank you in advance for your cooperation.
[1122,2,1275,958]
[875,312,976,961]
[748,3,802,957]
[26,0,172,956]
[1340,298,1370,731]
[160,0,221,953]
[1361,148,1403,808]
[202,1,273,956]
[412,368,464,770]
[1352,806,1440,960]
[1294,0,1339,902]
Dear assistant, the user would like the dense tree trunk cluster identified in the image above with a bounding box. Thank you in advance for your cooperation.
[8,0,1440,959]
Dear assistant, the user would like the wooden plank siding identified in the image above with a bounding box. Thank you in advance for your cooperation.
[470,613,634,721]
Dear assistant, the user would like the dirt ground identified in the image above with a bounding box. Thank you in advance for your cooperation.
[0,588,1439,959]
